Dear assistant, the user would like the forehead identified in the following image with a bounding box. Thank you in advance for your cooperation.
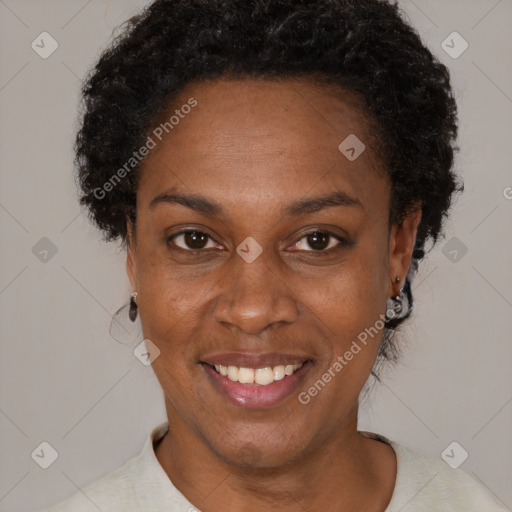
[138,77,389,211]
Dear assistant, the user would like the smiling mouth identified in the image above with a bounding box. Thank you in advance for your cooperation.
[202,361,309,386]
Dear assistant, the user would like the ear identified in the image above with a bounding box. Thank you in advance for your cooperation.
[126,218,137,291]
[387,203,422,296]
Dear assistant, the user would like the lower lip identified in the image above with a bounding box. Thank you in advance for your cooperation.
[202,361,313,409]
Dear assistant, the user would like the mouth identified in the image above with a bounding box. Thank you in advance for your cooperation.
[204,361,307,385]
[199,354,313,408]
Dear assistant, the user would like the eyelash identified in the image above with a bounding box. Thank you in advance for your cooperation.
[165,229,350,254]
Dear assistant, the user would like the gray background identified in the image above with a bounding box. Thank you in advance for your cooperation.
[0,0,511,510]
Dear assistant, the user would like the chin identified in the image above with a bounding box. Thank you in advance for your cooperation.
[205,426,311,470]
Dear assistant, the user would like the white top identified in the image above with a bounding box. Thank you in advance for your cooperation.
[48,422,507,511]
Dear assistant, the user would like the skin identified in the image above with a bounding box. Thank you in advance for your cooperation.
[126,77,422,512]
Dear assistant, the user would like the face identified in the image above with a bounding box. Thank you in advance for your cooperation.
[127,78,420,468]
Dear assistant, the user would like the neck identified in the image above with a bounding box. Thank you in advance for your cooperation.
[154,400,396,512]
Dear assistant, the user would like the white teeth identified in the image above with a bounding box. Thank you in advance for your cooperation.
[238,367,254,384]
[214,362,305,385]
[227,366,239,381]
[255,367,274,385]
[273,365,285,381]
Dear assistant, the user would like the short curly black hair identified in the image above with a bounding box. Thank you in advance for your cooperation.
[76,0,461,376]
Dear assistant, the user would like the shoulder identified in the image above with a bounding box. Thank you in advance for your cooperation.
[360,431,508,512]
[47,422,182,512]
[47,454,141,512]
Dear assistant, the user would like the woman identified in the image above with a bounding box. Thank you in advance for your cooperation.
[50,0,507,510]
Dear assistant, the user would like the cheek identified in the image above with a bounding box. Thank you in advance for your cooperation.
[301,244,389,377]
[133,255,206,365]
[135,238,209,317]
[135,269,203,406]
[297,271,386,413]
[309,253,387,331]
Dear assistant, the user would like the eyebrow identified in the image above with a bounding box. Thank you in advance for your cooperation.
[148,189,363,216]
[285,191,363,215]
[149,190,222,215]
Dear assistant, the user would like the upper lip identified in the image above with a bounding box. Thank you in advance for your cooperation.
[201,353,311,368]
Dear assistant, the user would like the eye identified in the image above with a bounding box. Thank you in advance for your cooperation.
[166,230,221,251]
[289,230,348,252]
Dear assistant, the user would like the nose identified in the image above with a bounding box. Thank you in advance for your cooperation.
[212,251,299,335]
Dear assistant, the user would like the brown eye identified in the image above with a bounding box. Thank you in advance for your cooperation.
[293,231,346,252]
[184,231,208,249]
[167,230,219,251]
[306,231,330,250]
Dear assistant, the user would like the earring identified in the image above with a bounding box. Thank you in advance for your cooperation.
[129,292,138,322]
[386,277,403,320]
[393,276,403,313]
[392,289,403,315]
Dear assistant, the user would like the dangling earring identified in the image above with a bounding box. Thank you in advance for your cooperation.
[393,276,403,314]
[129,292,138,322]
[386,276,403,320]
[392,289,403,315]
